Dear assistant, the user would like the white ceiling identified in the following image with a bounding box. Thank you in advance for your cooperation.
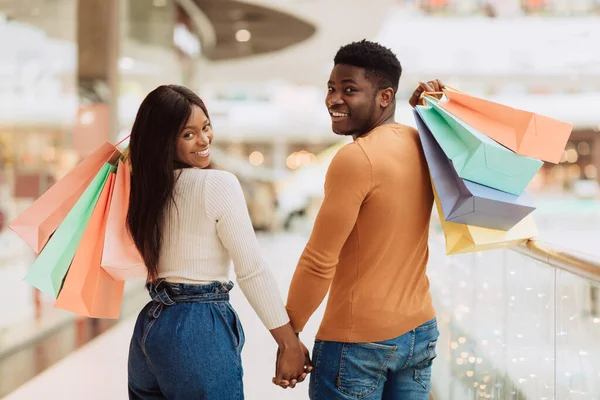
[376,11,600,78]
[193,0,396,87]
[1,0,600,136]
[195,0,600,88]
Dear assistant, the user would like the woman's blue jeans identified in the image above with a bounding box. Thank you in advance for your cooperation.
[128,280,245,400]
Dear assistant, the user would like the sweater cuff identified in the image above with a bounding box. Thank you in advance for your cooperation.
[285,305,308,334]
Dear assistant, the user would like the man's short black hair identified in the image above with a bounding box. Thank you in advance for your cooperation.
[334,39,402,95]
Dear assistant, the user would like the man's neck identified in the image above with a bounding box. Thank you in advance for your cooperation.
[352,114,396,141]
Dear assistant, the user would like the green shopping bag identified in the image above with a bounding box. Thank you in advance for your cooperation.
[25,163,117,298]
[418,97,543,196]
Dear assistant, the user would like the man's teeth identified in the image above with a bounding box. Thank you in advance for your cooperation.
[331,112,348,117]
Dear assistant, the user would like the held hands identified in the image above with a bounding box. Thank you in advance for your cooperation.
[272,339,313,389]
[408,79,446,108]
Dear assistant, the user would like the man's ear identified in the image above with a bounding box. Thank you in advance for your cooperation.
[379,88,395,108]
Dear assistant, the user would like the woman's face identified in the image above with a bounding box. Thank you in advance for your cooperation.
[175,105,213,169]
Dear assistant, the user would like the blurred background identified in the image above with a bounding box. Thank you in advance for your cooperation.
[0,0,599,399]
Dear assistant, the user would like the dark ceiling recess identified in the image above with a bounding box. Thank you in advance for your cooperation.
[194,0,316,61]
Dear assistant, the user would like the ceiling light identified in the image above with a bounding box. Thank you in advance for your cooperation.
[174,24,200,57]
[235,29,251,43]
[249,151,264,166]
[80,111,95,126]
[119,57,135,71]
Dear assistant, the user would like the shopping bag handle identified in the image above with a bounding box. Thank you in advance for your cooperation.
[115,134,131,147]
[419,92,444,106]
[419,84,463,105]
[121,146,131,163]
[441,85,463,93]
[423,84,463,96]
[113,135,132,164]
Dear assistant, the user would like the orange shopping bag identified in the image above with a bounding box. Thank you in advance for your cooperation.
[438,87,573,163]
[101,157,146,280]
[9,142,120,253]
[55,169,125,318]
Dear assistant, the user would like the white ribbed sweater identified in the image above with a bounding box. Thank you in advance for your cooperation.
[158,168,290,330]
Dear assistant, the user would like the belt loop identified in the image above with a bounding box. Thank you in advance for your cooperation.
[148,302,162,319]
[222,281,234,292]
[147,280,176,319]
[157,288,176,306]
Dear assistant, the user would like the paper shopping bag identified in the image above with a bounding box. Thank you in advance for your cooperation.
[439,87,572,163]
[432,179,538,255]
[414,110,536,230]
[55,171,125,318]
[417,99,543,196]
[24,163,116,298]
[101,158,146,280]
[9,142,120,253]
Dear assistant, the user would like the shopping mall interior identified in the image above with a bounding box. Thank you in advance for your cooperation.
[1,0,599,399]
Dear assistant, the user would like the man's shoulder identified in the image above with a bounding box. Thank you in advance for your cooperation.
[357,123,421,153]
[323,142,372,184]
[379,123,419,138]
[330,142,369,167]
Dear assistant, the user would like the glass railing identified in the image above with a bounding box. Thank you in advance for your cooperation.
[428,235,600,400]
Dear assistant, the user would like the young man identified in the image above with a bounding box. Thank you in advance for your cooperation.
[284,40,443,399]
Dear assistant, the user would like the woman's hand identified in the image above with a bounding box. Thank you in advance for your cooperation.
[273,341,307,389]
[269,323,311,389]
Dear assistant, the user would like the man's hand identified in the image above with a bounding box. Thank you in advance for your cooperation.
[408,79,445,108]
[272,341,307,389]
[299,339,313,375]
[272,339,313,389]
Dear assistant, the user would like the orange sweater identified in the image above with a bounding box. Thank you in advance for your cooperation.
[286,123,436,343]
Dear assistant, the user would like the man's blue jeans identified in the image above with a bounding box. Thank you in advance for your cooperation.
[309,318,439,400]
[128,280,245,400]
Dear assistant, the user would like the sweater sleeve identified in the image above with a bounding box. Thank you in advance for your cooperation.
[285,143,372,333]
[204,171,290,330]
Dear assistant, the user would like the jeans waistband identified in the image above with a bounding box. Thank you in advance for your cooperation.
[146,280,234,319]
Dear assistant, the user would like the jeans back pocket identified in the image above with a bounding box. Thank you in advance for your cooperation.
[337,342,397,399]
[413,339,438,390]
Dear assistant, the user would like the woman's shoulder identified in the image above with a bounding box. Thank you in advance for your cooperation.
[199,170,245,215]
[177,168,235,180]
[205,169,240,186]
[178,168,241,191]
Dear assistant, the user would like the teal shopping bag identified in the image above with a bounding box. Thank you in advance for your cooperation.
[417,98,543,196]
[25,163,117,298]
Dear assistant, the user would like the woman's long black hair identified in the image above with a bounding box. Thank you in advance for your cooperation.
[127,85,209,281]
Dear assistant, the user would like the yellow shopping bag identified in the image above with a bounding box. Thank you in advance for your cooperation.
[432,180,538,255]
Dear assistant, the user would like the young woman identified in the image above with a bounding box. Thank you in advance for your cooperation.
[126,85,308,399]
